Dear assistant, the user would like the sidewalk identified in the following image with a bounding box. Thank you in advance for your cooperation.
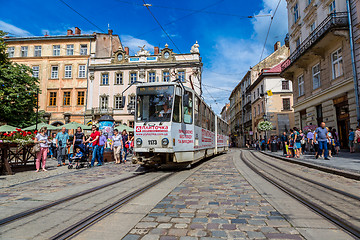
[260,149,360,174]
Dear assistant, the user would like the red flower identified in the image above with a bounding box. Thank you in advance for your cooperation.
[16,128,21,132]
[32,137,35,140]
[4,133,8,136]
[27,132,31,135]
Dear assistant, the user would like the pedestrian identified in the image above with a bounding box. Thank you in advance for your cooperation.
[299,129,306,154]
[355,126,360,151]
[349,128,355,153]
[73,126,85,152]
[85,125,101,167]
[98,131,106,166]
[332,128,340,155]
[111,129,123,164]
[290,129,298,158]
[56,127,69,167]
[293,127,301,157]
[326,127,333,158]
[280,132,288,155]
[122,130,129,161]
[51,133,57,159]
[128,133,134,154]
[314,122,330,160]
[307,130,314,152]
[34,126,49,172]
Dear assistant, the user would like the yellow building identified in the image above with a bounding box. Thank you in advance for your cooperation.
[5,28,121,126]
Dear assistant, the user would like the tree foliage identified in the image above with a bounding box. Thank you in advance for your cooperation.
[0,31,41,128]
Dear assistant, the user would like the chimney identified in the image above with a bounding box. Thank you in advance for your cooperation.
[274,41,281,52]
[125,47,129,55]
[108,29,113,35]
[154,46,159,55]
[44,31,49,37]
[74,27,81,35]
[67,29,73,36]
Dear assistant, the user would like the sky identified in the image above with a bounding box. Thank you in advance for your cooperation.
[0,0,288,114]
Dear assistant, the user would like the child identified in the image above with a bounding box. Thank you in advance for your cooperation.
[67,143,74,164]
[288,137,294,158]
[285,140,290,156]
[71,147,83,162]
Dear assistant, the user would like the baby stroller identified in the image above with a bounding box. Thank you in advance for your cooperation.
[68,145,90,169]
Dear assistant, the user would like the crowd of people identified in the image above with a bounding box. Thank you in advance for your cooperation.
[248,122,360,160]
[33,125,134,172]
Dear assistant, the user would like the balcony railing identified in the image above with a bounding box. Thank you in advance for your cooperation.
[92,107,114,115]
[282,12,348,72]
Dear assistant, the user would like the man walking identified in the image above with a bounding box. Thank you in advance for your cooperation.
[98,131,107,166]
[85,125,101,167]
[280,132,288,155]
[56,127,69,167]
[314,122,330,160]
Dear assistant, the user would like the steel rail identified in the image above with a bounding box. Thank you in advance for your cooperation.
[50,172,174,240]
[240,150,360,239]
[249,151,360,202]
[0,171,148,226]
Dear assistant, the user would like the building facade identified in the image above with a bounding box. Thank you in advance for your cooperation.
[229,81,242,147]
[250,63,294,140]
[281,0,356,148]
[86,42,202,126]
[5,28,121,126]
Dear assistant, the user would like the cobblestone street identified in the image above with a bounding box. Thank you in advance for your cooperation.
[124,153,303,240]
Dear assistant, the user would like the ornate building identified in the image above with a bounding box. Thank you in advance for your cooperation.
[5,28,121,125]
[86,42,203,126]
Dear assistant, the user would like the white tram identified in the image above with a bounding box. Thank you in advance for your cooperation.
[132,82,229,168]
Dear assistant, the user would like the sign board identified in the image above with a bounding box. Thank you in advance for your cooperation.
[267,90,273,96]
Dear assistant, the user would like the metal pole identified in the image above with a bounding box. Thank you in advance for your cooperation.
[35,88,39,131]
[346,0,360,125]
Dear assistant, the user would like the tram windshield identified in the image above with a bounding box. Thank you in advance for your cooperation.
[136,85,174,122]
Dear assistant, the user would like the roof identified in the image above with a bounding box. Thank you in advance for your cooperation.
[263,61,283,74]
[4,34,97,42]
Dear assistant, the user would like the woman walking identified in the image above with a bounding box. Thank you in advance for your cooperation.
[299,130,306,155]
[111,129,123,164]
[73,126,86,152]
[34,126,49,172]
[122,130,129,162]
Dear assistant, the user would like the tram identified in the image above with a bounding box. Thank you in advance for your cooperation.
[132,82,229,168]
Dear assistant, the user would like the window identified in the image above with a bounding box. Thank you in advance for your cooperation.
[298,75,305,96]
[63,92,71,106]
[283,98,291,110]
[130,72,137,84]
[49,92,57,106]
[80,44,87,55]
[148,72,156,82]
[332,48,343,79]
[66,44,74,55]
[184,91,193,124]
[51,66,58,79]
[258,105,260,115]
[129,121,134,128]
[78,65,86,78]
[100,96,108,110]
[257,88,259,97]
[114,96,123,109]
[312,63,321,89]
[260,85,264,95]
[34,46,41,57]
[115,73,123,85]
[163,71,170,82]
[101,73,109,85]
[178,71,185,82]
[329,0,336,14]
[282,80,289,90]
[293,3,299,23]
[310,22,316,32]
[77,91,85,105]
[129,95,136,109]
[32,66,39,78]
[65,65,72,78]
[295,38,301,48]
[53,45,60,56]
[173,95,182,123]
[254,92,256,100]
[7,47,14,57]
[21,46,28,57]
[195,97,200,126]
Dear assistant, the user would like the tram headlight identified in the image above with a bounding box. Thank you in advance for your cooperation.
[161,138,169,146]
[136,138,142,146]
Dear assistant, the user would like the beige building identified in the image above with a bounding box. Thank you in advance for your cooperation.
[229,82,242,147]
[281,0,355,148]
[250,62,294,140]
[5,28,120,125]
[86,42,202,127]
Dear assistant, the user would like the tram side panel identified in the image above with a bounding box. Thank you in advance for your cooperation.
[171,122,195,163]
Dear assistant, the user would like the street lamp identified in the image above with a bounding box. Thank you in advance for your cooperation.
[263,114,267,150]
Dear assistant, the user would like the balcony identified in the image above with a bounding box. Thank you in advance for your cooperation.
[92,107,114,115]
[281,12,348,72]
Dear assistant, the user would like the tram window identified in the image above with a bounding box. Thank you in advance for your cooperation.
[173,95,182,123]
[205,107,210,130]
[201,102,206,129]
[194,97,200,126]
[184,91,193,124]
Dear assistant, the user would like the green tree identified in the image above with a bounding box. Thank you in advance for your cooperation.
[0,31,41,128]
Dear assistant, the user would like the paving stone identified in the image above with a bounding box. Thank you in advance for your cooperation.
[168,228,188,236]
[136,222,158,228]
[171,218,191,223]
[206,223,219,230]
[156,216,172,222]
[247,220,266,226]
[179,237,197,240]
[247,231,266,239]
[211,230,227,238]
[157,223,173,229]
[160,236,177,240]
[187,229,207,237]
[174,223,188,229]
[230,218,247,224]
[149,228,168,235]
[141,235,160,240]
[130,229,150,235]
[221,224,236,230]
[190,223,205,229]
[123,235,141,240]
[192,218,208,223]
[265,233,302,240]
[260,227,279,233]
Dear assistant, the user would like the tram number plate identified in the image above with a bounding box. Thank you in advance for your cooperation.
[148,140,157,145]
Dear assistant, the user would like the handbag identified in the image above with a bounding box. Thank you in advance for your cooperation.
[300,139,305,145]
[32,143,41,154]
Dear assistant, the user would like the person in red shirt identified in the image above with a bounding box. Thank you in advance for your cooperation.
[85,125,101,167]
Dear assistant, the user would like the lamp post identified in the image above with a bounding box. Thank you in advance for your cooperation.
[263,114,267,150]
[35,88,39,131]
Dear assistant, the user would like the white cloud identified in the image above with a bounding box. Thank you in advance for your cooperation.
[0,20,31,36]
[120,35,155,54]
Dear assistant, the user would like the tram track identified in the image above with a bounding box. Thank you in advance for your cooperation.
[240,149,360,239]
[0,171,150,227]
